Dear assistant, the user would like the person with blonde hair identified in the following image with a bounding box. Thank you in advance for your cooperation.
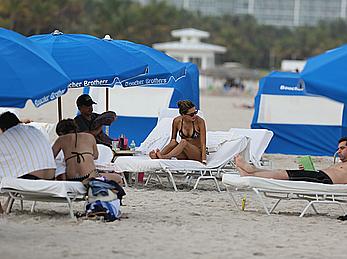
[150,100,207,164]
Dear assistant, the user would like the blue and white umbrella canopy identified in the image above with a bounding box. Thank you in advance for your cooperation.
[29,31,148,89]
[88,63,200,144]
[104,37,187,87]
[301,44,347,104]
[0,28,70,108]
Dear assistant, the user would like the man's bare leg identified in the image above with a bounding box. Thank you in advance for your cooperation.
[236,155,289,180]
[235,155,257,173]
[0,202,3,214]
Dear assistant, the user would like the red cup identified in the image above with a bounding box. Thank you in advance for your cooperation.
[138,172,144,183]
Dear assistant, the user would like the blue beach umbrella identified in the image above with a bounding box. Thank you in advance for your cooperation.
[103,36,187,87]
[0,28,70,108]
[29,31,148,89]
[301,44,347,104]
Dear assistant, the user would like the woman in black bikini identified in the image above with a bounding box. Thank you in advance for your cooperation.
[150,100,207,164]
[52,119,122,185]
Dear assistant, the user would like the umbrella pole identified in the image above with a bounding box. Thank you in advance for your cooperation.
[106,87,109,111]
[105,88,110,136]
[58,97,62,121]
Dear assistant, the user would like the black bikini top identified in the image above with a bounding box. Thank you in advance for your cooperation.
[64,131,93,163]
[65,151,93,163]
[179,119,200,139]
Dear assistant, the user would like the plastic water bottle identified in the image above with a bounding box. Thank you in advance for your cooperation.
[130,140,136,151]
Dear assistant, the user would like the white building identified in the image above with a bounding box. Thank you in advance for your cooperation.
[153,28,226,70]
[136,0,347,27]
[153,28,226,90]
[281,59,306,72]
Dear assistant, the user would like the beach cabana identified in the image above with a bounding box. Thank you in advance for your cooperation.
[251,71,347,156]
[88,63,199,144]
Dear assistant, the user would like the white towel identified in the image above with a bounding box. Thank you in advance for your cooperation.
[138,118,172,154]
[0,124,56,178]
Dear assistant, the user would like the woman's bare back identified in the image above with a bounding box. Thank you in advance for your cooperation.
[53,132,98,179]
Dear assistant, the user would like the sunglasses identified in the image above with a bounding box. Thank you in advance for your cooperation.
[185,110,198,117]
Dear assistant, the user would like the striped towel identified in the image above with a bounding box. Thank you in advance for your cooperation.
[0,124,56,178]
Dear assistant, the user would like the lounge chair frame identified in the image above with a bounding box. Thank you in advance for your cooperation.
[113,136,250,191]
[2,189,85,219]
[226,185,347,217]
[0,178,86,220]
[145,165,231,191]
[223,175,347,217]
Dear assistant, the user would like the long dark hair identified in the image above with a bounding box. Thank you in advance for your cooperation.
[56,119,77,136]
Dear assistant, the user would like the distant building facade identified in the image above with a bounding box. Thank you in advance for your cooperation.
[281,60,306,72]
[135,0,347,27]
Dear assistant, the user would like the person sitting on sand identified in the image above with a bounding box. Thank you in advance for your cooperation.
[235,137,347,184]
[149,100,207,164]
[52,119,122,185]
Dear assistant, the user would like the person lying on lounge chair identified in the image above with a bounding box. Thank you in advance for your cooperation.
[52,119,122,185]
[149,100,207,164]
[235,137,347,184]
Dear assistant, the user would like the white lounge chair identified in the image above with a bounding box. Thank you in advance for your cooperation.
[113,136,250,191]
[137,118,173,155]
[94,144,129,186]
[228,128,273,165]
[28,122,58,143]
[222,174,347,217]
[95,144,114,164]
[0,177,86,219]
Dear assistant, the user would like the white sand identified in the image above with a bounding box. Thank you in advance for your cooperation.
[1,93,346,259]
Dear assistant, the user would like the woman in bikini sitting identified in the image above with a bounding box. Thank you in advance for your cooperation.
[149,100,207,164]
[52,119,122,185]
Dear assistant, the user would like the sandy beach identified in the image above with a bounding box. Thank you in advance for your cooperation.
[1,93,346,259]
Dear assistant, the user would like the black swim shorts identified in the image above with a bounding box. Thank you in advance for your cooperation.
[20,174,42,180]
[286,170,333,184]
